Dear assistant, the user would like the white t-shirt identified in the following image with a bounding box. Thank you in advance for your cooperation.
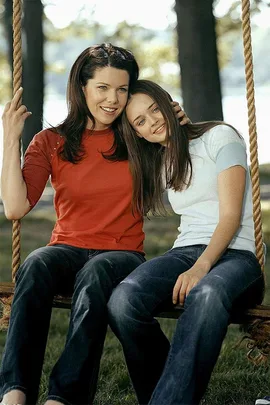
[168,124,255,253]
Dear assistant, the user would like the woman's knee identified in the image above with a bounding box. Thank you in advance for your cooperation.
[108,281,139,328]
[185,277,231,316]
[16,247,60,285]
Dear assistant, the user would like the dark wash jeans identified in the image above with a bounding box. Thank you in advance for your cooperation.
[0,244,145,405]
[108,245,264,405]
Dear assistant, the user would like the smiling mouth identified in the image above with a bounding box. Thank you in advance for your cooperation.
[154,124,165,134]
[101,106,118,113]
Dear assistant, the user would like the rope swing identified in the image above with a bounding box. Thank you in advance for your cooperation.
[0,0,268,361]
[241,0,264,270]
[0,0,22,330]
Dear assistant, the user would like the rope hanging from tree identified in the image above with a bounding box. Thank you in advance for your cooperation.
[11,0,22,280]
[0,0,22,330]
[241,0,264,270]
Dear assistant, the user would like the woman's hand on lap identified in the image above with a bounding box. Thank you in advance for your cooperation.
[172,264,209,306]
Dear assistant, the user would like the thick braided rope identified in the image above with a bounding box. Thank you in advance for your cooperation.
[241,0,264,270]
[0,297,13,331]
[11,0,22,280]
[0,0,22,330]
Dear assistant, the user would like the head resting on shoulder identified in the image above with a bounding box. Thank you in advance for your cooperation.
[121,79,227,215]
[121,79,192,216]
[124,79,179,147]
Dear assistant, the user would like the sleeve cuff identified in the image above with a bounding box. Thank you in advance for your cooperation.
[216,142,248,173]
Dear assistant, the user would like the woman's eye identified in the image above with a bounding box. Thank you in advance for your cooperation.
[138,119,145,126]
[119,87,128,93]
[98,86,107,90]
[153,107,160,113]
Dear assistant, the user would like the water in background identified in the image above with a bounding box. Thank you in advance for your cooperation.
[0,90,270,170]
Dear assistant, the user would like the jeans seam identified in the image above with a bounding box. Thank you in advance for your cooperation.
[110,252,146,286]
[87,249,102,259]
[233,272,264,301]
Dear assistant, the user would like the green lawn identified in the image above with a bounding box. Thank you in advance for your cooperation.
[0,209,270,405]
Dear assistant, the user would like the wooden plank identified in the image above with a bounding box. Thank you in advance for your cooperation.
[1,282,270,323]
[0,282,72,309]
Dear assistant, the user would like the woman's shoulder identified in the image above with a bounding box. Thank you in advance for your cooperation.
[29,128,63,152]
[204,123,243,141]
[25,128,64,162]
[33,128,63,144]
[201,123,246,149]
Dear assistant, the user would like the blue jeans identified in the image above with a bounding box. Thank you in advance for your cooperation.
[0,244,145,405]
[108,245,264,405]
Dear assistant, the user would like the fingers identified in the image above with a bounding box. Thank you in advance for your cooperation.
[10,87,23,110]
[2,88,26,118]
[171,101,181,109]
[172,105,182,114]
[179,279,189,306]
[172,275,187,305]
[3,101,11,113]
[17,105,28,114]
[172,275,199,305]
[180,117,191,126]
[171,100,191,126]
[186,280,197,297]
[177,110,185,118]
[172,276,188,306]
[22,111,32,121]
[172,277,181,305]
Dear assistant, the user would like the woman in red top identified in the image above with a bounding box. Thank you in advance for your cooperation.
[1,43,190,405]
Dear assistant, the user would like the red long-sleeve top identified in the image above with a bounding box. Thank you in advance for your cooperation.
[22,127,145,253]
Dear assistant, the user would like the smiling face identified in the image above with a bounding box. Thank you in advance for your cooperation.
[83,66,129,130]
[126,93,168,146]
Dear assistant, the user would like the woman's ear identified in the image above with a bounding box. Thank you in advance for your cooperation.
[135,131,143,139]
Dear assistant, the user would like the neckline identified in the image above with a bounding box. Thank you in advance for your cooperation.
[84,127,113,136]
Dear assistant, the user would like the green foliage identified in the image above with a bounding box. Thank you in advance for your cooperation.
[0,0,269,104]
[0,2,11,103]
[0,54,11,103]
[44,14,98,42]
[215,0,270,68]
[102,20,180,91]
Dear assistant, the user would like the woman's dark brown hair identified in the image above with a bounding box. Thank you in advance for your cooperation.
[122,79,241,216]
[52,43,139,163]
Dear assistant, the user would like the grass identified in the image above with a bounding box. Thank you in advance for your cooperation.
[1,207,270,404]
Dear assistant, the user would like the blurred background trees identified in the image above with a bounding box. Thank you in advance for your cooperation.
[0,0,269,148]
[175,0,223,121]
[2,0,44,152]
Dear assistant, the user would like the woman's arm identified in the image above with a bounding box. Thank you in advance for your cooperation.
[194,165,246,269]
[173,165,246,305]
[1,88,32,219]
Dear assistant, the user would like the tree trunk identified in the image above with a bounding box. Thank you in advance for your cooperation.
[3,0,13,83]
[22,0,44,153]
[175,0,223,121]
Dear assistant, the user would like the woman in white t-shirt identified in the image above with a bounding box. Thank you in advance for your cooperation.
[108,80,264,405]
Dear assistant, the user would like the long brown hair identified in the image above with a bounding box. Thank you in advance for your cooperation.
[122,80,241,216]
[51,43,139,163]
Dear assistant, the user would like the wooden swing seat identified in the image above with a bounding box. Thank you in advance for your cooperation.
[1,281,270,324]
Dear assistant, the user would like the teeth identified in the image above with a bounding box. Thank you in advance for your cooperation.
[155,124,165,133]
[101,107,116,112]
